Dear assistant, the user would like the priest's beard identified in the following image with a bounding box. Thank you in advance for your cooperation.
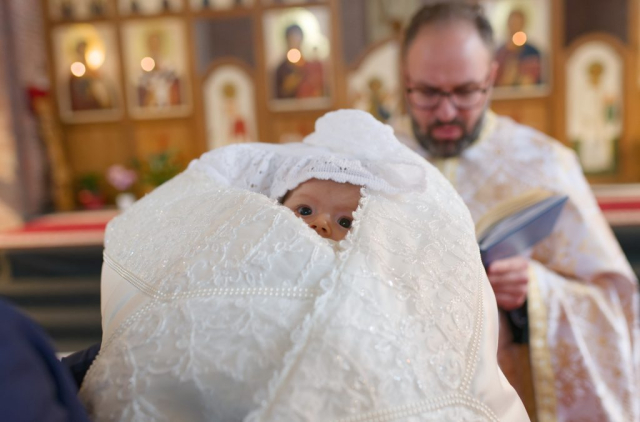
[411,112,485,158]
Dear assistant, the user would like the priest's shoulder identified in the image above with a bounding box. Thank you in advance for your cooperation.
[494,113,578,164]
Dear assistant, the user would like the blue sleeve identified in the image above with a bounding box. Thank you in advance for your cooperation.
[61,342,101,389]
[0,299,91,422]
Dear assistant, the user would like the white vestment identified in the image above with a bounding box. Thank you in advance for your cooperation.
[80,110,529,421]
[394,111,640,422]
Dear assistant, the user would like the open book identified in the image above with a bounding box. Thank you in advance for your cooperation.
[476,189,569,266]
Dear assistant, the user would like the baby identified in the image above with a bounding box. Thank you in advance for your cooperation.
[282,178,361,241]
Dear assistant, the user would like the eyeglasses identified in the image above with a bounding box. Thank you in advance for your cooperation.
[406,80,490,110]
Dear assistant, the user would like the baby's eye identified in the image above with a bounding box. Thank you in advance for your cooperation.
[297,206,312,216]
[338,217,352,229]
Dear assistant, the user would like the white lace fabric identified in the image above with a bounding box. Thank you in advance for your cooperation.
[80,110,528,421]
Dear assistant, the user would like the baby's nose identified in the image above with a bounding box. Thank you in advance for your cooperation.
[309,214,332,238]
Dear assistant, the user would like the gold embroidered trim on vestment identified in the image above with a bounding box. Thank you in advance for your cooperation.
[528,264,558,422]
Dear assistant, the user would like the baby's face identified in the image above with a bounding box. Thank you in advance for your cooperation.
[283,179,362,241]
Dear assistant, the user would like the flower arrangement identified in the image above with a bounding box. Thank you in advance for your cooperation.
[106,164,138,210]
[102,150,182,210]
[107,164,138,192]
[135,150,182,188]
[76,172,105,210]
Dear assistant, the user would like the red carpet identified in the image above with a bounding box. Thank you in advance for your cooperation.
[0,210,119,250]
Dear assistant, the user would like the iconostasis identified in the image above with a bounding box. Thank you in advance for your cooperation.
[42,0,640,207]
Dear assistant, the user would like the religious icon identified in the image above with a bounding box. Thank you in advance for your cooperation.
[222,83,249,142]
[365,78,392,122]
[263,6,332,110]
[89,0,105,17]
[566,40,622,174]
[203,63,257,150]
[122,19,190,118]
[494,8,541,86]
[118,0,182,15]
[363,0,424,44]
[52,24,122,122]
[61,0,75,19]
[136,32,182,108]
[484,0,550,98]
[68,40,115,111]
[191,0,252,9]
[263,0,319,4]
[50,0,112,21]
[348,39,401,124]
[274,24,325,99]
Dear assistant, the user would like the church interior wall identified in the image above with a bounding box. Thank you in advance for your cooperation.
[1,0,640,351]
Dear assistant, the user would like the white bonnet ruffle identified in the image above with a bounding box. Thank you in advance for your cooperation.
[190,109,427,199]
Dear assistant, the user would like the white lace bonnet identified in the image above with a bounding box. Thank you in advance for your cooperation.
[191,109,427,200]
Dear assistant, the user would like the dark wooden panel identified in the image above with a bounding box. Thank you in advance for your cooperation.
[193,17,255,74]
[339,0,368,67]
[565,0,628,45]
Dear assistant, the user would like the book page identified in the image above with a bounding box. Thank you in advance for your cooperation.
[475,188,554,240]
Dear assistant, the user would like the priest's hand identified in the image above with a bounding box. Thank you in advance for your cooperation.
[486,256,529,311]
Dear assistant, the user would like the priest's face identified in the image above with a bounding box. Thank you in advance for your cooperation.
[404,21,497,158]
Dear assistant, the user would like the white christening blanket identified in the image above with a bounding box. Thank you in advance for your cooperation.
[80,110,528,421]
